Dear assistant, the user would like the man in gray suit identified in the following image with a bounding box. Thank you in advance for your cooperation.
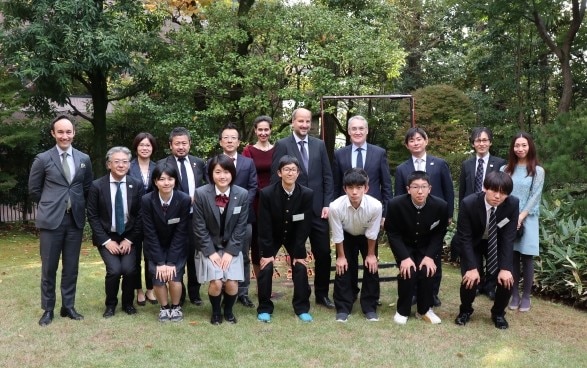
[271,108,335,309]
[29,115,93,326]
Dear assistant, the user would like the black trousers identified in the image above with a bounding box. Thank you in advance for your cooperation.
[257,247,311,315]
[132,240,153,291]
[182,214,200,303]
[459,252,511,317]
[309,217,332,299]
[39,212,83,310]
[334,232,379,315]
[98,233,137,308]
[397,253,434,317]
[477,239,497,294]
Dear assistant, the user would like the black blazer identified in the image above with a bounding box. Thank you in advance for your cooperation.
[258,182,314,260]
[456,192,519,272]
[458,155,506,204]
[128,159,156,193]
[271,135,333,217]
[86,175,145,246]
[332,143,393,216]
[141,190,192,266]
[158,155,206,193]
[395,154,455,219]
[385,194,448,262]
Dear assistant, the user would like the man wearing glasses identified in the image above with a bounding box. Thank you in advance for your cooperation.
[385,171,448,325]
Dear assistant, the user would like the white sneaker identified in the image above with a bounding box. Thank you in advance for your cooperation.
[158,308,170,322]
[393,312,408,325]
[169,306,183,322]
[417,308,441,324]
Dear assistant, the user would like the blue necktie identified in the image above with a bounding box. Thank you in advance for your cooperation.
[178,157,190,194]
[115,182,125,235]
[356,147,363,169]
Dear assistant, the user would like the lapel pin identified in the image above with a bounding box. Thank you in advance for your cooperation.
[80,163,86,168]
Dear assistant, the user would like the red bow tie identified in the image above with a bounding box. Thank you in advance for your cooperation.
[215,194,229,207]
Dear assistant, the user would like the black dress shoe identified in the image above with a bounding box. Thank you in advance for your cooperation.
[492,315,509,329]
[316,296,335,309]
[39,310,54,326]
[210,314,223,325]
[136,296,146,307]
[454,312,472,326]
[486,290,496,301]
[123,305,137,315]
[433,295,442,307]
[60,307,84,320]
[238,295,255,308]
[103,307,115,318]
[224,313,238,324]
[190,296,203,306]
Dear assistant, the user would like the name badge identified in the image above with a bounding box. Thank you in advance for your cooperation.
[497,218,510,228]
[168,218,180,224]
[292,213,304,222]
[430,220,440,230]
[233,206,242,214]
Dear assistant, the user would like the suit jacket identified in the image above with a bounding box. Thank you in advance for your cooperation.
[128,159,156,193]
[205,154,258,223]
[394,154,455,218]
[28,146,93,230]
[456,192,519,272]
[258,182,314,259]
[458,155,506,204]
[271,135,333,217]
[86,175,144,247]
[158,154,206,194]
[332,143,393,216]
[141,190,192,266]
[193,184,249,257]
[385,194,448,262]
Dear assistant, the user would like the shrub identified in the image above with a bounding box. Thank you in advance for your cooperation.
[536,197,587,308]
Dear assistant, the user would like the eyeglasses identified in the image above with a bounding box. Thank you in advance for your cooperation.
[110,160,130,165]
[221,136,238,141]
[409,185,430,191]
[281,167,298,173]
[474,139,490,144]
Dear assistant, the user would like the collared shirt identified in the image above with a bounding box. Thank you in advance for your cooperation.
[56,145,75,178]
[329,194,382,243]
[352,143,367,168]
[159,192,174,207]
[109,174,128,232]
[293,133,310,157]
[412,153,427,172]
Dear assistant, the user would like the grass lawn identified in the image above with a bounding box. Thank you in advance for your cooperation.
[0,227,585,368]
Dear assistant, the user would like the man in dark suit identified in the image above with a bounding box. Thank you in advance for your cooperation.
[28,115,93,326]
[454,171,518,329]
[395,127,454,307]
[271,108,335,309]
[386,171,447,325]
[87,146,144,318]
[211,122,258,308]
[456,127,507,298]
[332,115,392,303]
[158,127,206,305]
[257,156,314,323]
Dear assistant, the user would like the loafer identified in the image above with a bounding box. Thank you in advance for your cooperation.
[316,296,335,309]
[297,313,313,322]
[257,313,271,323]
[190,297,203,306]
[433,295,442,307]
[237,295,255,308]
[454,312,472,326]
[492,314,509,329]
[224,313,237,324]
[210,314,223,325]
[335,312,349,323]
[365,312,379,322]
[60,307,84,320]
[122,305,137,315]
[39,310,54,326]
[103,307,116,318]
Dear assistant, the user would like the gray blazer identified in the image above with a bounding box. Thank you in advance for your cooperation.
[29,146,93,229]
[192,184,249,257]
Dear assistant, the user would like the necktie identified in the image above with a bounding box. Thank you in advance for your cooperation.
[61,152,72,211]
[474,158,484,192]
[162,203,169,215]
[115,182,125,235]
[487,207,498,275]
[356,147,363,169]
[415,158,423,171]
[178,157,190,194]
[298,141,309,172]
